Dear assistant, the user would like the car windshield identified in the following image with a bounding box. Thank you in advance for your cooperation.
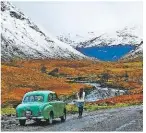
[23,95,44,103]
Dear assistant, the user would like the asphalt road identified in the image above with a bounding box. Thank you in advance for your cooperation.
[1,105,143,131]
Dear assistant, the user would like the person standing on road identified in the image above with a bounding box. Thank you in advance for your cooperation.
[76,88,85,118]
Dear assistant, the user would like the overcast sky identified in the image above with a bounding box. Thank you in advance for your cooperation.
[12,1,143,36]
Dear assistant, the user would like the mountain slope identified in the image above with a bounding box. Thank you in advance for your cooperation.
[121,41,143,61]
[1,2,86,61]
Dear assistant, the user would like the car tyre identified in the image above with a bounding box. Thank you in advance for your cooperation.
[61,109,66,122]
[47,112,53,124]
[19,120,26,126]
[36,119,41,124]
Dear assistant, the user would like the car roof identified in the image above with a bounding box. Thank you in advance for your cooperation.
[24,90,55,97]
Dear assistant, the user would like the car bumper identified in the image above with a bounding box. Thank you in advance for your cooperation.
[16,116,44,120]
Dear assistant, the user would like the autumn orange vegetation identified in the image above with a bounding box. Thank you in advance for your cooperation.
[92,94,143,105]
[1,59,143,106]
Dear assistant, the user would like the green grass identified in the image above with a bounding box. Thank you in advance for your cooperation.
[1,103,141,115]
[85,103,130,111]
[66,103,140,114]
[1,107,16,115]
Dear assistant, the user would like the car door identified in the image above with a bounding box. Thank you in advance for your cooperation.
[53,93,64,117]
[48,93,58,118]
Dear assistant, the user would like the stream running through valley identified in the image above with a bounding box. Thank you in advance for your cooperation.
[69,81,128,104]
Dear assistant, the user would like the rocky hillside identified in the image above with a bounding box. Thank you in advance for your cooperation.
[1,2,87,61]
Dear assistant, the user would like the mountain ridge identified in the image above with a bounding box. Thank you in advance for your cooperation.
[57,26,142,48]
[57,26,143,61]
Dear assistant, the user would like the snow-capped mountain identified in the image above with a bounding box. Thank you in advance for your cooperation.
[57,32,96,48]
[57,26,142,61]
[1,2,87,61]
[57,26,142,48]
[121,41,143,60]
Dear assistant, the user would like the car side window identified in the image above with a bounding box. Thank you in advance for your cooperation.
[48,93,53,101]
[52,93,57,101]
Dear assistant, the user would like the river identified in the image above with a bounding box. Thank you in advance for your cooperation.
[68,81,128,103]
[84,82,127,102]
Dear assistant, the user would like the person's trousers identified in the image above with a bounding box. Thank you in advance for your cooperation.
[78,106,83,116]
[76,102,84,116]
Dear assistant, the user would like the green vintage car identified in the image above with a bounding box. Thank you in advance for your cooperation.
[16,90,66,126]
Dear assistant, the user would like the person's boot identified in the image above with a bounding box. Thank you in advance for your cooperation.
[80,106,83,118]
[78,107,82,118]
[78,108,80,118]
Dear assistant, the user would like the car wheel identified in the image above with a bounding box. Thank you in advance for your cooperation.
[19,120,26,126]
[47,112,53,124]
[61,110,66,122]
[35,119,41,124]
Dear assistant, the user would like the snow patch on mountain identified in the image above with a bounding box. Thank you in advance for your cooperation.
[57,26,142,48]
[1,1,87,61]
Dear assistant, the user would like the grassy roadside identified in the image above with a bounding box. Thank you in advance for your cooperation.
[1,103,142,115]
[1,107,16,115]
[66,102,142,114]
